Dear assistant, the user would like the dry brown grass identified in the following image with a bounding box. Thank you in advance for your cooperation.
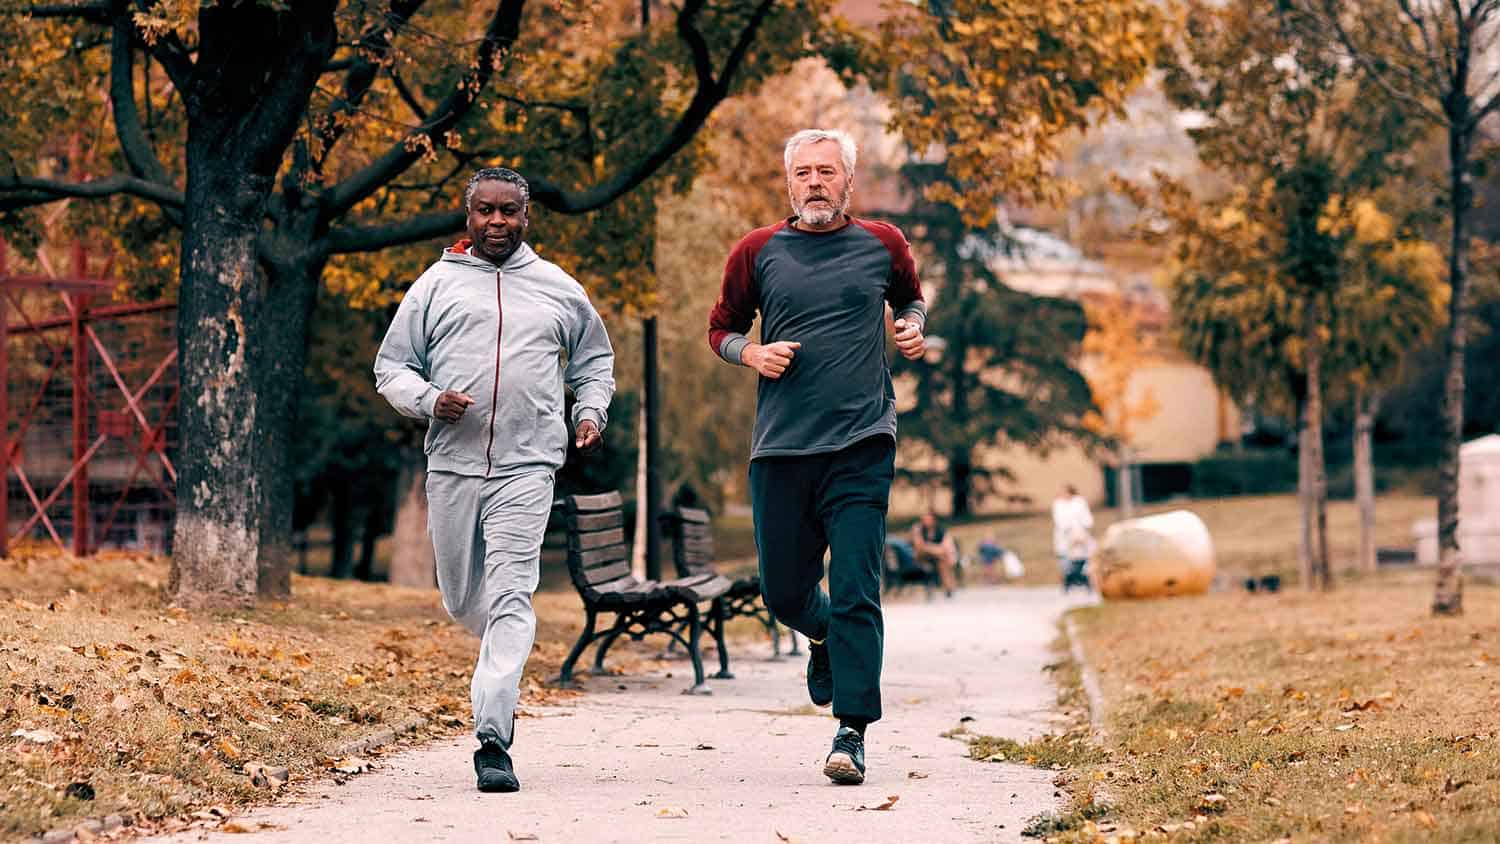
[0,548,683,841]
[938,493,1435,588]
[1040,570,1500,842]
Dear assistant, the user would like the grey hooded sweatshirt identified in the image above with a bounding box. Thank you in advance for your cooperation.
[375,241,615,478]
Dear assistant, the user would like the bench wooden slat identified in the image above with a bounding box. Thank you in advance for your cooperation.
[567,491,622,513]
[575,526,626,551]
[677,507,711,524]
[579,543,629,568]
[584,561,633,586]
[571,510,623,532]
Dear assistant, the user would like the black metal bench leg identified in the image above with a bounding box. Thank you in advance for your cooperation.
[555,608,597,688]
[710,598,734,680]
[766,616,785,661]
[682,605,712,696]
[592,617,628,676]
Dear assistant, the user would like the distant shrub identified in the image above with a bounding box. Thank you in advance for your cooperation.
[1190,451,1298,497]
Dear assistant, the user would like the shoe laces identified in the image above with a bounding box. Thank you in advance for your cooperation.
[832,727,863,756]
[810,642,831,671]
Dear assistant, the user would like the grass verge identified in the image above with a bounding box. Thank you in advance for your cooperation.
[1039,569,1500,842]
[0,548,675,840]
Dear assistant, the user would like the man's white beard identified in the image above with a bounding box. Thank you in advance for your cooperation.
[791,182,851,225]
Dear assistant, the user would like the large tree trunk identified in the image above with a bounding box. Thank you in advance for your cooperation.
[388,453,436,589]
[166,2,338,608]
[254,258,321,596]
[169,171,271,608]
[1354,389,1379,574]
[1433,123,1473,616]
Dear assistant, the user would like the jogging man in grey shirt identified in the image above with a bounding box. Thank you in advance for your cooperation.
[375,167,615,793]
[708,129,926,785]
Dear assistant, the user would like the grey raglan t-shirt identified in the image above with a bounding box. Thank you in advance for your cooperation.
[707,216,927,459]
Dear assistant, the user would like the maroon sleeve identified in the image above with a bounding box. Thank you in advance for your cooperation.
[856,220,926,324]
[707,223,783,363]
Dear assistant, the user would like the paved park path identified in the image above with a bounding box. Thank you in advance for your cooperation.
[155,586,1088,844]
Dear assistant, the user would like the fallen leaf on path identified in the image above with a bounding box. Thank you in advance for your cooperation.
[775,832,793,842]
[857,794,900,811]
[10,728,61,744]
[907,771,929,779]
[656,807,689,819]
[694,743,715,750]
[332,757,370,774]
[507,833,540,841]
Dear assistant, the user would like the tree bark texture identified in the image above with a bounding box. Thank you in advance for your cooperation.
[1433,121,1473,616]
[167,2,338,608]
[1302,324,1331,591]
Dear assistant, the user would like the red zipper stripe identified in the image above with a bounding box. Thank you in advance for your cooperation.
[485,271,503,474]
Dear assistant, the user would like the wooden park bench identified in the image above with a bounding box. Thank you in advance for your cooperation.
[659,506,801,676]
[554,492,731,695]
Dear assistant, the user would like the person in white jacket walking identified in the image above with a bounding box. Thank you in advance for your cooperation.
[1052,483,1095,592]
[374,167,615,793]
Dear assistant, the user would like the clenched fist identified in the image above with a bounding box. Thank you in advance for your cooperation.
[893,319,925,361]
[741,341,802,379]
[433,390,475,423]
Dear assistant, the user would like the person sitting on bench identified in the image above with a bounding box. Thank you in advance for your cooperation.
[910,511,958,598]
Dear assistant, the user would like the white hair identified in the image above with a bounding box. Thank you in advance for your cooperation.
[783,129,858,175]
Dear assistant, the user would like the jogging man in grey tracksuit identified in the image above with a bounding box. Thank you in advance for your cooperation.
[375,167,615,793]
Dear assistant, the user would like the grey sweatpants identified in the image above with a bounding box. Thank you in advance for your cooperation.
[426,469,554,749]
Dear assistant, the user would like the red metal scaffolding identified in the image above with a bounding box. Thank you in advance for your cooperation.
[0,239,178,557]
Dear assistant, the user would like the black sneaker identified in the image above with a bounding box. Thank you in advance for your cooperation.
[823,726,865,785]
[474,741,520,793]
[806,640,833,707]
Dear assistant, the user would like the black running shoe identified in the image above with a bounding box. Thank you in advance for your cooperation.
[806,640,833,707]
[823,726,866,785]
[474,741,520,793]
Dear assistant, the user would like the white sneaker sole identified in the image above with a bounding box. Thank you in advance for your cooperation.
[823,752,865,785]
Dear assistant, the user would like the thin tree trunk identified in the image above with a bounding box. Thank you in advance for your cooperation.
[630,399,647,580]
[949,447,972,518]
[355,496,381,581]
[1303,323,1330,590]
[1297,395,1313,585]
[1116,447,1135,519]
[1354,389,1379,574]
[329,480,355,580]
[1433,122,1473,616]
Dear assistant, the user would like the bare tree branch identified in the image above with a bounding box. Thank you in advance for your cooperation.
[314,0,427,169]
[324,208,463,254]
[322,0,525,221]
[109,15,172,186]
[389,67,430,121]
[528,0,779,213]
[1303,0,1449,124]
[0,173,185,211]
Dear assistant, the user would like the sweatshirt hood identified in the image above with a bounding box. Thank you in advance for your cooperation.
[443,239,540,272]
